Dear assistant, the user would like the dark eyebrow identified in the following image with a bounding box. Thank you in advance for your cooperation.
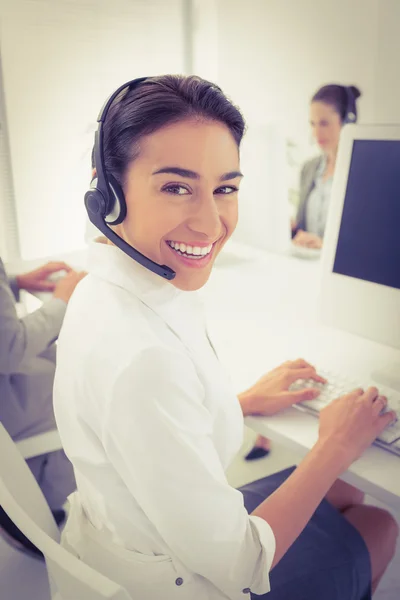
[220,170,243,181]
[152,167,243,181]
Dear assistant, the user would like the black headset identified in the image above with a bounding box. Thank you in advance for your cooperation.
[343,86,357,125]
[84,77,176,281]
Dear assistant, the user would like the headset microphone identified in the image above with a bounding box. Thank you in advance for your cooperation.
[84,77,176,281]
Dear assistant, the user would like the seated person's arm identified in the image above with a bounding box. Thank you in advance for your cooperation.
[7,275,21,302]
[290,218,299,238]
[292,230,323,249]
[292,161,319,240]
[104,345,276,598]
[0,261,84,374]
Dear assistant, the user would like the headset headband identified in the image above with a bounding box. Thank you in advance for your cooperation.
[85,77,176,280]
[94,77,148,204]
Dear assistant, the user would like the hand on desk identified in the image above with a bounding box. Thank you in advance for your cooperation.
[16,261,73,293]
[239,358,326,417]
[292,230,323,249]
[319,387,396,465]
[239,359,397,467]
[16,261,87,305]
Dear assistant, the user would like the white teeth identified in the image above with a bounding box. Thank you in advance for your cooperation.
[167,241,213,257]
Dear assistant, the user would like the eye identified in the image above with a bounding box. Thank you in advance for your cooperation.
[214,185,239,195]
[162,184,191,195]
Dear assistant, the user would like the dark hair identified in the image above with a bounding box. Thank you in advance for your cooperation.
[311,84,362,122]
[101,74,246,185]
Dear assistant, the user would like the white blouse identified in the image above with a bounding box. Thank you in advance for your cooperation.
[54,241,275,600]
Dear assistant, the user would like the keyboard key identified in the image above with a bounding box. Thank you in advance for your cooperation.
[291,368,400,455]
[377,423,400,445]
[317,393,331,405]
[302,399,328,411]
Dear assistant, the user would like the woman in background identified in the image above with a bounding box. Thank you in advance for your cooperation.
[247,84,361,461]
[292,83,361,248]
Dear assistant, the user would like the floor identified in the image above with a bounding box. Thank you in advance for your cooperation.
[1,427,399,599]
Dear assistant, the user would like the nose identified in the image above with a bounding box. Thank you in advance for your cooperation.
[311,123,320,139]
[186,193,222,241]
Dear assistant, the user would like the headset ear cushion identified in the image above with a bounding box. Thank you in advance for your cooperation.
[84,187,107,217]
[105,173,127,225]
[343,86,357,125]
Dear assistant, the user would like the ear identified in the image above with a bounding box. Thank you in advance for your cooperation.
[91,168,97,179]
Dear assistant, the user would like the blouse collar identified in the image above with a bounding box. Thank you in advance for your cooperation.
[88,239,206,342]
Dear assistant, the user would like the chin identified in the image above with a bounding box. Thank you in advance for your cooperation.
[171,268,213,292]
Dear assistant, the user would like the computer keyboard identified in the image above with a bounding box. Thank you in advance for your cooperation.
[290,369,400,457]
[290,243,321,260]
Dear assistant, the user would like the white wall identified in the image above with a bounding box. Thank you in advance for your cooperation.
[204,0,400,248]
[0,0,186,259]
[0,55,19,261]
[2,0,400,260]
[374,0,400,124]
[214,0,381,154]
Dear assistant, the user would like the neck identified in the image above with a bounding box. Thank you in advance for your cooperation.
[94,235,109,245]
[326,148,337,167]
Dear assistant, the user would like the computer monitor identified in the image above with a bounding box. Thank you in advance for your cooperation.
[320,125,400,390]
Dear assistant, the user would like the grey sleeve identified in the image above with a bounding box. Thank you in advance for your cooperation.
[295,158,320,231]
[7,276,21,302]
[295,164,308,228]
[0,263,67,374]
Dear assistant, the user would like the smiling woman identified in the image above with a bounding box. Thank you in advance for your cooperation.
[84,75,245,290]
[53,75,397,600]
[117,118,242,291]
[93,78,245,291]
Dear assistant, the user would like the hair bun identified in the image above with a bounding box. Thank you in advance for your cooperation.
[348,85,361,100]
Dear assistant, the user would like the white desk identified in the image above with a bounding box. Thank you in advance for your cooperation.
[7,241,400,510]
[203,241,400,510]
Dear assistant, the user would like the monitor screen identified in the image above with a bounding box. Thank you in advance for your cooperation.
[333,140,400,290]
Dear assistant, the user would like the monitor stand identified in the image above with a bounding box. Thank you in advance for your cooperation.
[371,363,400,393]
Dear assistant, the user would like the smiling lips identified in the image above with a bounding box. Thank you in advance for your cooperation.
[167,240,213,260]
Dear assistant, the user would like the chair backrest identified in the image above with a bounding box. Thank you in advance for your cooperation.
[16,429,63,460]
[0,423,60,541]
[0,423,131,600]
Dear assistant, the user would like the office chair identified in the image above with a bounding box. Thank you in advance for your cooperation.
[0,422,131,600]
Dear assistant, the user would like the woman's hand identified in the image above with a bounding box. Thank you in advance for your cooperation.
[16,262,72,292]
[292,230,323,249]
[317,387,396,467]
[239,359,326,417]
